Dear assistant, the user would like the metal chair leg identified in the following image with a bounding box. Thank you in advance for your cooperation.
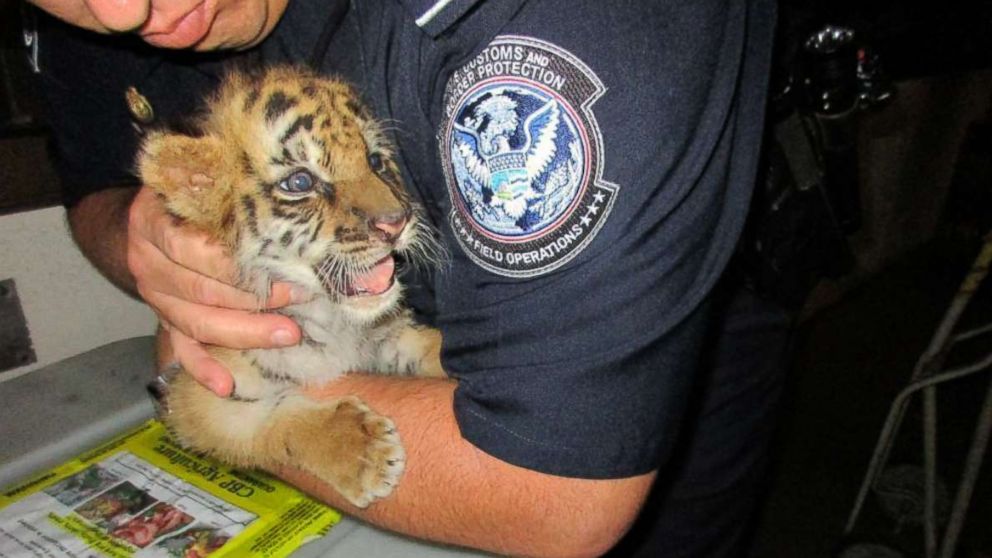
[844,235,992,549]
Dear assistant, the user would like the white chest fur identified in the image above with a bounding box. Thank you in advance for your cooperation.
[247,296,407,388]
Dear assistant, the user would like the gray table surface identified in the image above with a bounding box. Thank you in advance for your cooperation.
[0,337,490,557]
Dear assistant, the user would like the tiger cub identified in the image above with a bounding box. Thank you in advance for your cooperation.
[140,67,444,508]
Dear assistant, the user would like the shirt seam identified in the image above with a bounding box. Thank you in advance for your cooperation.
[460,406,577,451]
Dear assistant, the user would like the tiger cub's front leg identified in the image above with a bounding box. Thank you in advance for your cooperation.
[380,323,445,378]
[162,351,405,508]
[260,394,405,507]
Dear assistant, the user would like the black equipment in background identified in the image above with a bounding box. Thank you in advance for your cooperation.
[743,24,894,311]
[0,0,43,135]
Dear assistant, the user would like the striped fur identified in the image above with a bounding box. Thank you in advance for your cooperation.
[141,67,444,508]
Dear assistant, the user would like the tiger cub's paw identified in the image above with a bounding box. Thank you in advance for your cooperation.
[351,411,405,508]
[309,398,405,508]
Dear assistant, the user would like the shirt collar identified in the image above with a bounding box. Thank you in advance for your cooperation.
[398,0,485,37]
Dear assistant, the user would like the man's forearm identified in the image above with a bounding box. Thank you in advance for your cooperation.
[288,376,654,558]
[67,187,139,296]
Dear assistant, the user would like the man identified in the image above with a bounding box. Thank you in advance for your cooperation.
[28,1,786,555]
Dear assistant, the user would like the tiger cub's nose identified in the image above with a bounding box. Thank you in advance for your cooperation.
[371,210,408,242]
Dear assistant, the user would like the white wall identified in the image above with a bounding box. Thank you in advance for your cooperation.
[0,206,156,382]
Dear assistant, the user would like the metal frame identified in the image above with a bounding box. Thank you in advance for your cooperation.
[844,234,992,558]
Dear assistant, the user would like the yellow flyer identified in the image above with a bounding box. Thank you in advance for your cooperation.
[0,420,340,558]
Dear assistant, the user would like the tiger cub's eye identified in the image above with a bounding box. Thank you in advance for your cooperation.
[368,152,384,172]
[279,170,315,194]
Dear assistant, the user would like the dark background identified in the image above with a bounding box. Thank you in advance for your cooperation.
[1,1,991,556]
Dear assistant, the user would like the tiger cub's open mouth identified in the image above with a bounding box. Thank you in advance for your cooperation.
[319,255,397,298]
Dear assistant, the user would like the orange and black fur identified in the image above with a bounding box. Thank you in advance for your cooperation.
[141,67,444,508]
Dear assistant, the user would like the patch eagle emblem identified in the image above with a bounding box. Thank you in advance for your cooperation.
[440,35,618,278]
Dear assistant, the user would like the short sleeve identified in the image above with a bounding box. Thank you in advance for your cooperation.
[435,0,776,478]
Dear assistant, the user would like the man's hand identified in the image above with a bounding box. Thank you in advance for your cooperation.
[70,186,304,395]
[126,187,306,395]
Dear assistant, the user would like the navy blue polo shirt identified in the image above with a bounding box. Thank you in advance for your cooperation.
[38,0,774,479]
[267,0,775,478]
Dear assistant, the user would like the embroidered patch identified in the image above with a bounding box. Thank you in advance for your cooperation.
[440,35,617,278]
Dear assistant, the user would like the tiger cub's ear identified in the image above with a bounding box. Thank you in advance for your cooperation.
[139,132,230,232]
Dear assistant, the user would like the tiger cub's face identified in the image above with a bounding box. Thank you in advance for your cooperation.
[140,67,435,322]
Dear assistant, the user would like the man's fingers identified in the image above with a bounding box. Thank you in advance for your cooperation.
[129,188,307,309]
[147,289,301,349]
[268,282,310,308]
[132,236,266,310]
[156,225,240,284]
[130,188,240,284]
[167,327,234,397]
